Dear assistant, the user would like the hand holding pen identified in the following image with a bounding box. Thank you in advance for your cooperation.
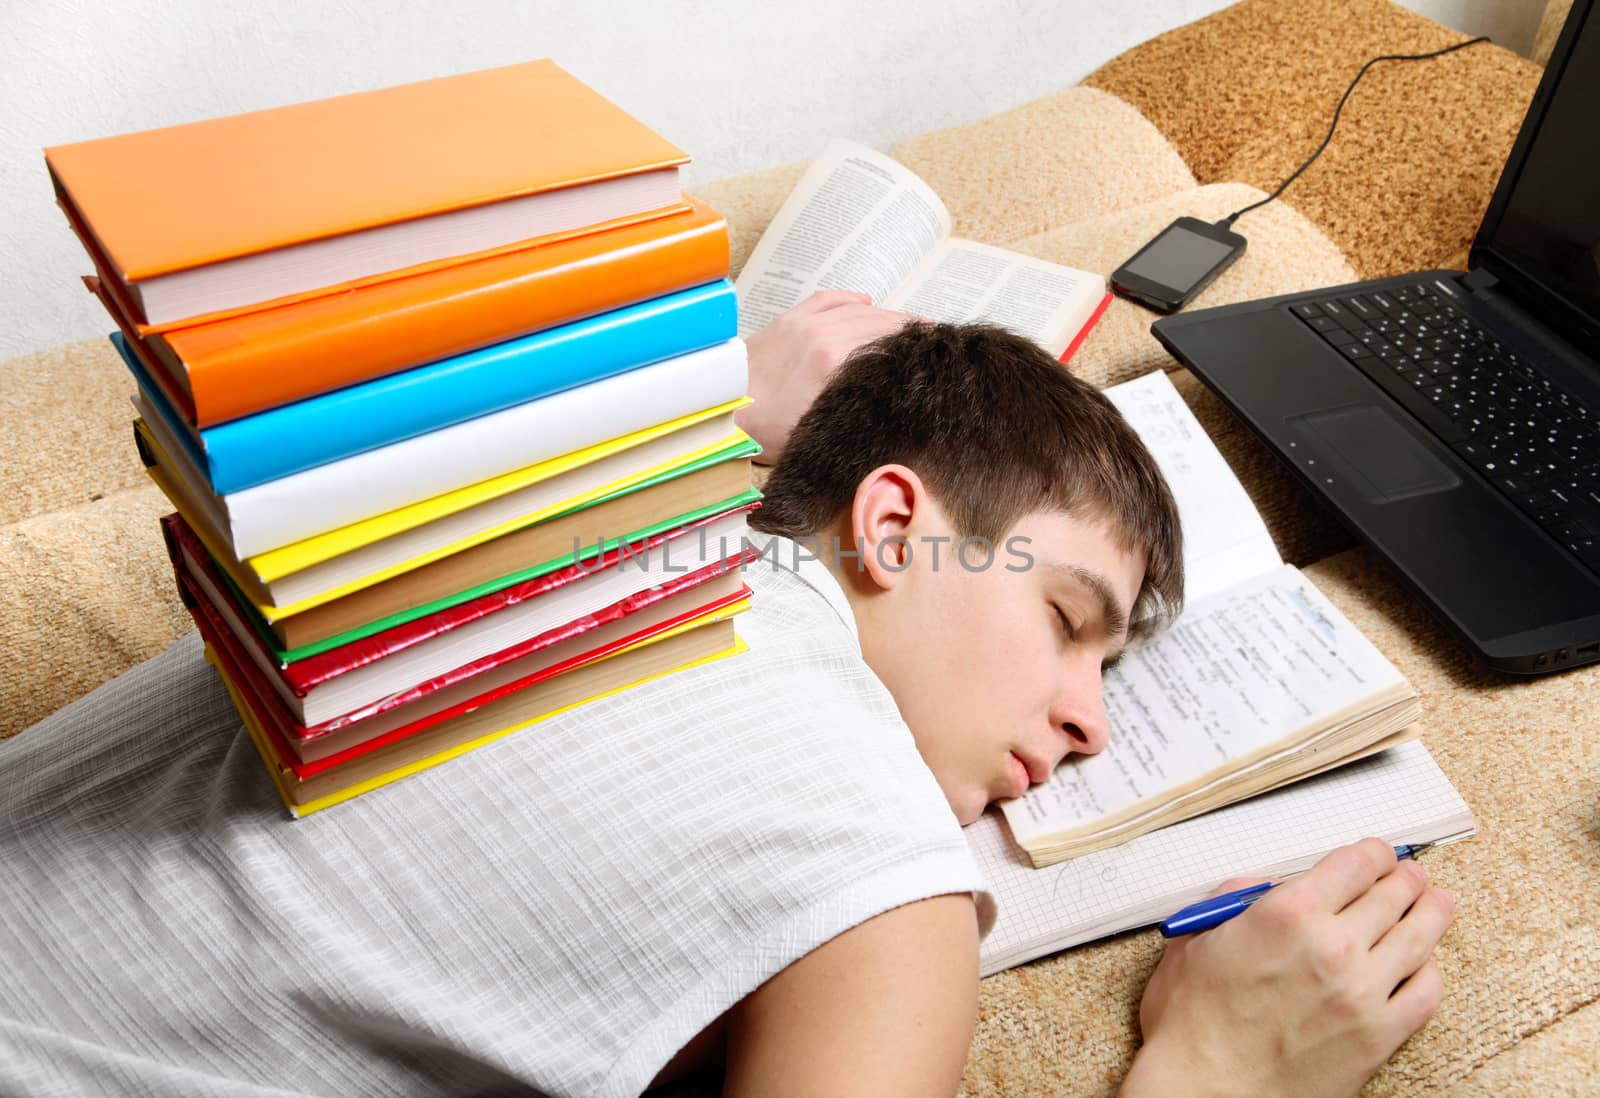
[1161,842,1438,936]
[1126,838,1457,1098]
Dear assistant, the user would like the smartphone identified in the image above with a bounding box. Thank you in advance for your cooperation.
[1111,217,1247,314]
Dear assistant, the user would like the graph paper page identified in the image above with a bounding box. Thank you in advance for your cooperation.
[972,740,1472,977]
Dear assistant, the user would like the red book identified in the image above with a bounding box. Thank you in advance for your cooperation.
[163,505,757,730]
[161,502,756,687]
[181,551,752,773]
[1060,292,1113,365]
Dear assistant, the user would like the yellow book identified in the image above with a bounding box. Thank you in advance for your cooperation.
[138,414,757,619]
[254,397,749,578]
[135,395,748,575]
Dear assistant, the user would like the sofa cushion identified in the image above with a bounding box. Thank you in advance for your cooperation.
[2,484,192,737]
[1083,0,1544,277]
[695,86,1195,283]
[1457,1000,1600,1094]
[0,336,145,526]
[892,85,1196,247]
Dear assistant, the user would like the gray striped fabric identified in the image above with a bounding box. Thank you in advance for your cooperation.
[0,538,988,1097]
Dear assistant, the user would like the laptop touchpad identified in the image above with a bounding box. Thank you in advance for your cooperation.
[1286,403,1460,503]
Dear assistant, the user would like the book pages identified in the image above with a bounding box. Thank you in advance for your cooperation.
[971,740,1474,977]
[1103,370,1280,603]
[884,239,1101,356]
[1002,563,1408,847]
[735,139,953,335]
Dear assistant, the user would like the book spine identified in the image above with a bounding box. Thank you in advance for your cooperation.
[201,281,737,493]
[133,421,159,470]
[165,200,731,426]
[158,514,201,613]
[86,277,199,423]
[223,337,749,558]
[157,511,184,568]
[161,511,278,647]
[112,333,209,472]
[1060,291,1113,366]
[176,567,312,751]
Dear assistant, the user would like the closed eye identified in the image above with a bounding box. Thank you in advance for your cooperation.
[1053,604,1076,640]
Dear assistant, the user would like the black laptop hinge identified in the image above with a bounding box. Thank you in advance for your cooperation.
[1463,267,1499,295]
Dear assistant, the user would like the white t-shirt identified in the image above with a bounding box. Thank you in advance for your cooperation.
[0,535,991,1098]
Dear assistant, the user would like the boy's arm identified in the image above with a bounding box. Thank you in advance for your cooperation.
[1122,838,1455,1098]
[739,290,916,465]
[722,892,980,1098]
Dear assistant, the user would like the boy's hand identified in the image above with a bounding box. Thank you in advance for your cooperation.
[1122,838,1456,1098]
[737,291,917,464]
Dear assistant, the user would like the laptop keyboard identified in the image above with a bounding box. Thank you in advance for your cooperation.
[1290,279,1600,571]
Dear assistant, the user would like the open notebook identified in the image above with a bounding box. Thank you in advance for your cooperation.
[972,739,1473,977]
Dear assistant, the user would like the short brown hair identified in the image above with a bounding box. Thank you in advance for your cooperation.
[750,322,1183,636]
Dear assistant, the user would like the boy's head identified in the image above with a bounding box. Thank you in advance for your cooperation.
[751,322,1183,824]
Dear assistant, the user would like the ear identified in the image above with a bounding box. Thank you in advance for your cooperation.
[848,464,924,592]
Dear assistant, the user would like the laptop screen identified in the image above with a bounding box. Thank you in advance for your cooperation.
[1477,0,1600,340]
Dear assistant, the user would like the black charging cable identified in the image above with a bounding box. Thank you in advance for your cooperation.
[1218,35,1493,229]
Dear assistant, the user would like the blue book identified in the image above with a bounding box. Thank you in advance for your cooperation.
[110,279,738,494]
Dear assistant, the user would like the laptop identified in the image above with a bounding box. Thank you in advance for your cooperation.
[1153,0,1600,677]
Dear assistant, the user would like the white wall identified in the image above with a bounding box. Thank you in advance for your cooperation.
[0,0,1544,359]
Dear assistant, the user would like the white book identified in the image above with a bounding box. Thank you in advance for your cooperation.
[135,339,748,559]
[736,139,1107,357]
[254,414,745,610]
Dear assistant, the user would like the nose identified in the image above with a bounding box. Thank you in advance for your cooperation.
[1050,658,1110,759]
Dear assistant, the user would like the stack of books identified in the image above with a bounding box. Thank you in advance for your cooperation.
[46,61,759,816]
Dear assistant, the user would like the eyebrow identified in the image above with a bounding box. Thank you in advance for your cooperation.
[1045,561,1131,649]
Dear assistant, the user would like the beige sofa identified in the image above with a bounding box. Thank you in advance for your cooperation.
[3,0,1595,1092]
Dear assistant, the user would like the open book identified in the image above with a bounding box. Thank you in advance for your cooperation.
[973,741,1474,977]
[734,140,1109,358]
[1002,370,1429,867]
[974,370,1474,975]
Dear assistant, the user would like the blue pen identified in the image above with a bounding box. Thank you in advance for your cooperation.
[1159,843,1436,938]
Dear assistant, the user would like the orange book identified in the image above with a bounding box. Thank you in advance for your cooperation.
[87,198,728,427]
[45,60,689,329]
